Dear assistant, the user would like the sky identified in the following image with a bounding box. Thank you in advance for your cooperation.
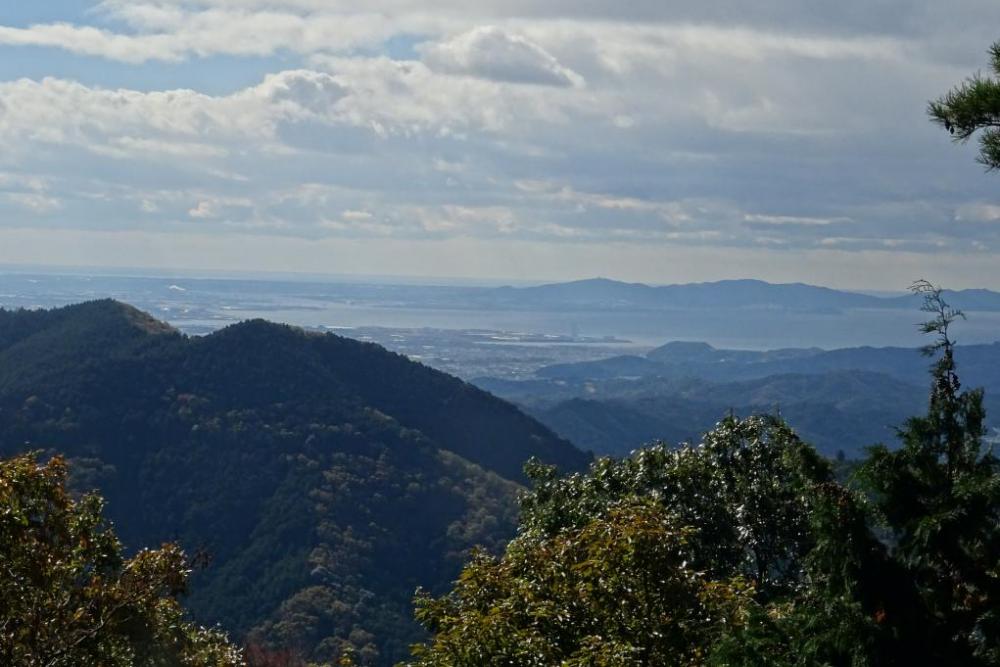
[1,1,1000,288]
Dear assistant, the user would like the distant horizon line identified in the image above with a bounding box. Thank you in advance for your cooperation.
[0,261,925,296]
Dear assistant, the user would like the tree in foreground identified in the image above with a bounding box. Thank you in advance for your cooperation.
[410,501,754,666]
[859,281,1000,663]
[0,453,243,667]
[407,415,891,666]
[929,41,1000,169]
[408,282,1000,666]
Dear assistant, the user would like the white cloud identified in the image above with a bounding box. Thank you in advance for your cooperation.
[0,77,268,157]
[0,0,999,280]
[187,196,253,220]
[256,70,348,115]
[744,214,852,226]
[307,55,586,134]
[4,192,62,214]
[0,172,50,192]
[188,200,217,218]
[421,26,584,87]
[0,5,446,63]
[955,202,1000,223]
[0,23,182,63]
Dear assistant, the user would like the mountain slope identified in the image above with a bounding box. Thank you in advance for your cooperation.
[527,371,928,458]
[0,301,588,665]
[496,338,1000,458]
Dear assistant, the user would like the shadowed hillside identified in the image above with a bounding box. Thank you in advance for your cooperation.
[0,300,589,665]
[478,338,1000,458]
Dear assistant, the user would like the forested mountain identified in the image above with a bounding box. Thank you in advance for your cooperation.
[0,300,588,665]
[478,340,1000,458]
[520,370,930,456]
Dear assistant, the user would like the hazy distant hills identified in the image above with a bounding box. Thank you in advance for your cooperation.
[536,339,1000,389]
[477,339,1000,458]
[484,277,1000,312]
[0,300,588,665]
[12,272,1000,315]
[8,272,1000,351]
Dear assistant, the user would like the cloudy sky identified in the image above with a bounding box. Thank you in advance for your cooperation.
[1,1,1000,288]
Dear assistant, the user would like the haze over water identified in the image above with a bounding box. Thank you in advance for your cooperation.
[4,269,998,350]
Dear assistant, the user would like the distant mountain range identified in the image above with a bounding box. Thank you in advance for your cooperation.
[8,272,1000,351]
[0,300,588,665]
[482,278,1000,312]
[536,339,1000,389]
[476,338,1000,458]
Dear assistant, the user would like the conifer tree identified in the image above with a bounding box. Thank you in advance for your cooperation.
[929,41,1000,169]
[859,281,1000,664]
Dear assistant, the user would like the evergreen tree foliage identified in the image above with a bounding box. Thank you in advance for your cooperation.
[859,281,1000,664]
[0,452,242,667]
[929,41,1000,169]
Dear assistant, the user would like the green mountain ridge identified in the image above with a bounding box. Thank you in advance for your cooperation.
[0,300,589,665]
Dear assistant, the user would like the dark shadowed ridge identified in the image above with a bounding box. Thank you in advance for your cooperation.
[0,298,175,352]
[0,300,590,665]
[0,300,587,480]
[198,315,590,479]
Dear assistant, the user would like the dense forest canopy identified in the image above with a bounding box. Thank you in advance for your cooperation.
[0,299,585,665]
